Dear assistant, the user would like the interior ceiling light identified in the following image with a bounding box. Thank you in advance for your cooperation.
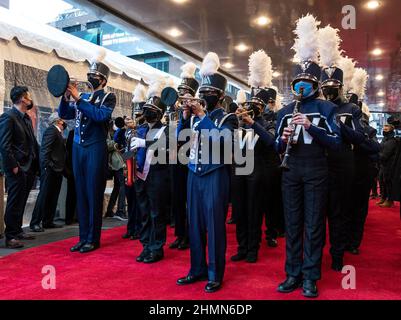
[167,27,183,38]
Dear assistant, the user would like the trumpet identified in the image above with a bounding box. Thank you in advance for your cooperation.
[176,96,207,109]
[47,65,94,102]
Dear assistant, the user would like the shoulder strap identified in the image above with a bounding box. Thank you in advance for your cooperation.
[101,92,111,106]
[218,113,235,128]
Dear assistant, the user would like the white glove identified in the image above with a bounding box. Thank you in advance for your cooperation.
[130,137,146,150]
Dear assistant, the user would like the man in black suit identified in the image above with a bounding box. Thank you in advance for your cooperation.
[0,86,39,249]
[30,113,66,231]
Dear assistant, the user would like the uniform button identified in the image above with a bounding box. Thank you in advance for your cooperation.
[84,117,87,120]
[199,150,202,154]
[81,132,84,135]
[81,139,84,143]
[198,167,201,171]
[82,124,86,127]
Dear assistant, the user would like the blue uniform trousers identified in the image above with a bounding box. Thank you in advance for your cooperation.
[187,166,230,282]
[72,141,107,244]
[282,157,328,281]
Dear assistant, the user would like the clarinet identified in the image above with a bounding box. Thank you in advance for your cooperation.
[280,87,304,170]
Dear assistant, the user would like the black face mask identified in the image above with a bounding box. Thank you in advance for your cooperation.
[143,109,159,123]
[201,95,220,112]
[322,87,340,101]
[248,103,262,118]
[26,102,34,110]
[62,122,67,130]
[383,131,393,137]
[88,77,101,89]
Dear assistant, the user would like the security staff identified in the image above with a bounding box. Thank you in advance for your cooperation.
[133,78,170,264]
[276,14,341,299]
[170,62,199,250]
[58,54,116,253]
[176,52,238,293]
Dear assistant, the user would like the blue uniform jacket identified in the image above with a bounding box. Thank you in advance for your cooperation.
[177,107,239,176]
[275,97,342,158]
[58,89,116,146]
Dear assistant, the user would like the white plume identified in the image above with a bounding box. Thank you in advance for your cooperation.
[236,90,247,104]
[318,25,343,67]
[180,62,197,79]
[292,14,321,63]
[199,52,220,77]
[362,103,371,118]
[132,84,147,103]
[165,76,176,88]
[351,68,369,100]
[248,49,273,88]
[90,46,107,64]
[146,76,166,99]
[339,56,356,92]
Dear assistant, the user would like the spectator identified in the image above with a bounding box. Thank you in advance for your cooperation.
[0,86,39,249]
[105,120,127,219]
[377,124,397,208]
[30,112,66,231]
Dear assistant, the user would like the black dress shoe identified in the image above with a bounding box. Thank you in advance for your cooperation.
[267,238,278,248]
[246,254,257,263]
[130,233,140,240]
[6,239,24,249]
[143,251,164,263]
[30,225,44,232]
[331,257,344,272]
[205,281,222,293]
[277,276,303,293]
[79,243,100,253]
[16,233,35,240]
[348,247,360,255]
[178,238,189,250]
[302,280,318,298]
[169,237,182,249]
[177,274,208,285]
[70,241,86,252]
[231,253,247,262]
[43,223,63,229]
[136,250,150,262]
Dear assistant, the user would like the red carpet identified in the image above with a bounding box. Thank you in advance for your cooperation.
[1,201,401,300]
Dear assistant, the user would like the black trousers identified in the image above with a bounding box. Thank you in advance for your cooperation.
[232,164,264,255]
[348,160,375,249]
[65,175,77,224]
[379,167,393,201]
[171,163,188,238]
[327,153,354,259]
[107,169,126,214]
[30,168,63,227]
[125,184,141,235]
[264,166,284,239]
[282,158,328,281]
[4,169,36,240]
[136,168,169,254]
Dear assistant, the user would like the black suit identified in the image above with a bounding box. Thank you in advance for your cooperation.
[0,107,39,240]
[30,125,66,227]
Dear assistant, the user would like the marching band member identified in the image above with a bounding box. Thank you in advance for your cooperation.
[275,15,341,298]
[122,83,147,240]
[231,50,277,263]
[169,62,199,250]
[176,52,238,293]
[318,27,366,271]
[58,48,116,253]
[133,77,170,264]
[347,68,380,255]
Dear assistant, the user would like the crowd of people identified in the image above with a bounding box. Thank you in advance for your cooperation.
[0,14,400,298]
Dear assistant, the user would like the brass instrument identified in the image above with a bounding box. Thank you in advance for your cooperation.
[279,87,304,170]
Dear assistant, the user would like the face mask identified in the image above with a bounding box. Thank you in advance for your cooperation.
[143,109,159,123]
[383,131,393,137]
[62,122,67,130]
[88,76,101,89]
[248,103,261,118]
[294,81,314,98]
[322,87,340,101]
[201,95,220,111]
